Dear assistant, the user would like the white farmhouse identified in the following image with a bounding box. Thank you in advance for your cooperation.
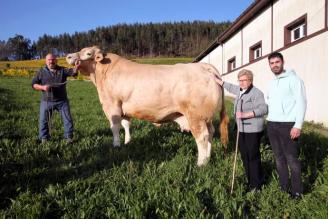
[195,0,328,126]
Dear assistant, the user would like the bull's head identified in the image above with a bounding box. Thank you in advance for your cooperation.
[66,50,94,77]
[79,46,104,62]
[66,46,105,66]
[66,46,105,85]
[66,52,80,65]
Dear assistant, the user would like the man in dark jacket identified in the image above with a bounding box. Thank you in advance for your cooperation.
[32,53,80,143]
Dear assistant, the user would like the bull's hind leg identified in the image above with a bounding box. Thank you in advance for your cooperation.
[174,116,190,132]
[206,122,215,159]
[121,118,131,144]
[188,118,210,166]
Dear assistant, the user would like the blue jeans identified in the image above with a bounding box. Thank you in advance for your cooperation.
[39,99,74,140]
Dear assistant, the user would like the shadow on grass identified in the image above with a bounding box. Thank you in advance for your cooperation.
[300,131,328,193]
[0,87,34,208]
[260,130,328,194]
[0,121,186,210]
[0,87,30,139]
[86,122,185,167]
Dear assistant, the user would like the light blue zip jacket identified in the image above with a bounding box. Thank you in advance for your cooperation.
[267,69,307,129]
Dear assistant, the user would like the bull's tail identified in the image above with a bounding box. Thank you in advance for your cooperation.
[219,85,229,150]
[204,63,229,148]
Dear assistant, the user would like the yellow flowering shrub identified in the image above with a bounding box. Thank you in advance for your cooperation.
[1,68,35,77]
[0,58,87,79]
[0,57,69,69]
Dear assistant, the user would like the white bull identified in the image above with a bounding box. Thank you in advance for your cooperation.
[66,46,229,166]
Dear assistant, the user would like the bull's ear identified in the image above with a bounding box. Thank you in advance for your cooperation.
[95,52,104,62]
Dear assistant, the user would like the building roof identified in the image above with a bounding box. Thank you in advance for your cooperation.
[194,0,272,62]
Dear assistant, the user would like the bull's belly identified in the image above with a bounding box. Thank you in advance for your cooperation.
[122,104,181,123]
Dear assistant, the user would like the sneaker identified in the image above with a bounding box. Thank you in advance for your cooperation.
[290,192,302,200]
[41,139,48,144]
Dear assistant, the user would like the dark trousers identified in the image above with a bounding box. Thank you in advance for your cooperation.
[39,99,74,140]
[238,131,264,189]
[267,121,302,195]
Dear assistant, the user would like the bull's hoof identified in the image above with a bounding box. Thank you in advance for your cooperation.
[124,137,131,144]
[113,143,121,147]
[197,158,209,166]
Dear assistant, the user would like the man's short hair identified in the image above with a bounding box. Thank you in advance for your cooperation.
[268,52,284,62]
[46,53,56,59]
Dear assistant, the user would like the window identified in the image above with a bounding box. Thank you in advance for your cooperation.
[284,14,307,45]
[254,47,262,59]
[227,57,236,72]
[291,23,306,42]
[249,41,262,62]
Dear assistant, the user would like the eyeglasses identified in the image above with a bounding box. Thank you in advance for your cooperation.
[238,79,250,82]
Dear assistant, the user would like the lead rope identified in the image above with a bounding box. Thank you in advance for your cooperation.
[46,81,68,136]
[45,87,53,136]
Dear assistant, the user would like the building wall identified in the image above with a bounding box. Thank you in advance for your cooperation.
[220,57,273,102]
[200,45,224,73]
[272,0,326,51]
[242,5,272,63]
[220,32,328,126]
[327,0,328,27]
[221,31,242,73]
[200,0,328,125]
[282,32,328,125]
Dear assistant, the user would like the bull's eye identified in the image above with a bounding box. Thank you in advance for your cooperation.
[67,56,71,59]
[87,52,91,56]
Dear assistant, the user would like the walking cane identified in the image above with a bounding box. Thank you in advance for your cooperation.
[230,99,243,194]
[230,124,239,194]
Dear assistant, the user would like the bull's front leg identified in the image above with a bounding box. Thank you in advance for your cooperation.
[121,118,131,144]
[103,103,123,147]
[110,114,122,147]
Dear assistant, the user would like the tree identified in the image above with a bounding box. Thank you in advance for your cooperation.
[7,34,32,60]
[31,21,231,58]
[0,40,10,60]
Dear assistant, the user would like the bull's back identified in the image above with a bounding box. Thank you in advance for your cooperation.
[101,59,221,121]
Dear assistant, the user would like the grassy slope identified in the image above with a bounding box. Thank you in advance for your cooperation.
[0,65,327,217]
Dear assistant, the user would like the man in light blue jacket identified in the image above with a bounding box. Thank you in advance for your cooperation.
[266,52,307,199]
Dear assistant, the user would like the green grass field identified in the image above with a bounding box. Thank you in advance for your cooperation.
[0,73,328,218]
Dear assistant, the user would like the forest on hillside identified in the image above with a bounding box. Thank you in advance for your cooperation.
[0,21,231,60]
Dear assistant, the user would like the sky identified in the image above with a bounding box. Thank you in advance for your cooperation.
[0,0,253,42]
